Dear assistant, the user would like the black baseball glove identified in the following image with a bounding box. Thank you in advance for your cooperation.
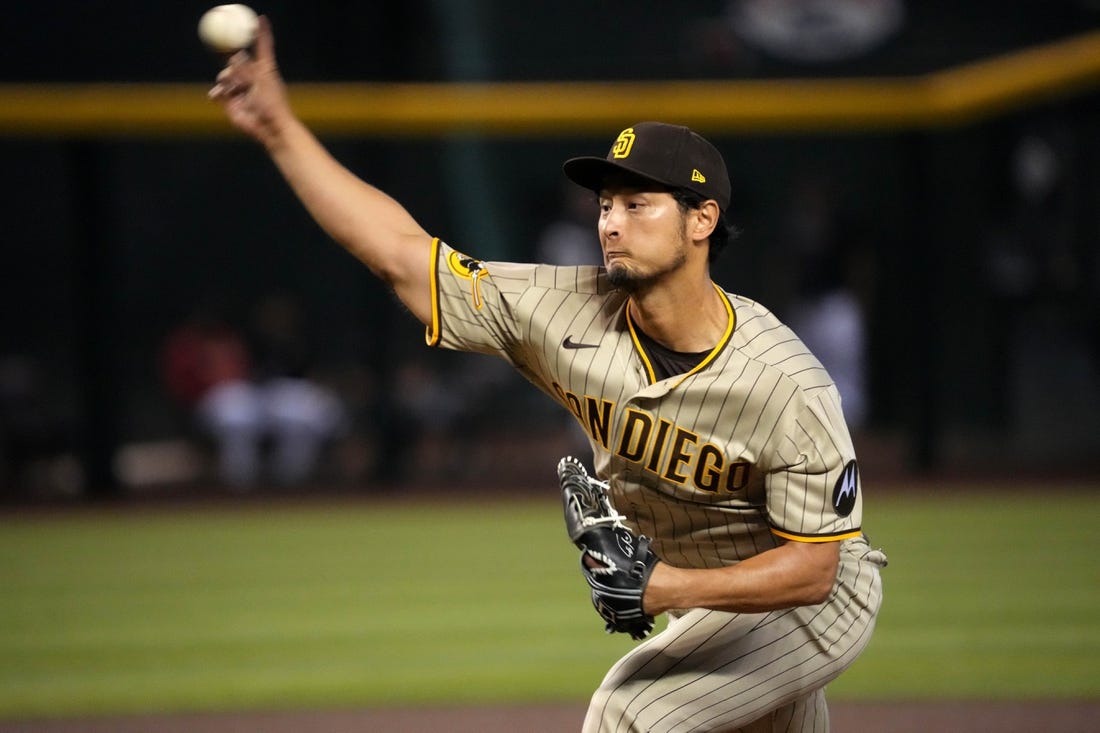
[557,456,660,641]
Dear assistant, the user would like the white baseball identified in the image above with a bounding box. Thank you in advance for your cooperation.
[198,4,259,53]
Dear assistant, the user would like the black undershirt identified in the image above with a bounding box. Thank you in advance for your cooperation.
[634,327,709,381]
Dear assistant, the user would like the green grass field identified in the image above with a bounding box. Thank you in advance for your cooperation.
[2,486,1099,719]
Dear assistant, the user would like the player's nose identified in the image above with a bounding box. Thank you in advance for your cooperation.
[599,207,623,239]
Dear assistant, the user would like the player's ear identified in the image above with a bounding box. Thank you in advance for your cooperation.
[689,200,720,243]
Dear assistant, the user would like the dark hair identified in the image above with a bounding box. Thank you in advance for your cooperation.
[671,189,739,263]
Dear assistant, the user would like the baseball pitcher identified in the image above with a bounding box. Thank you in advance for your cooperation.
[210,16,887,732]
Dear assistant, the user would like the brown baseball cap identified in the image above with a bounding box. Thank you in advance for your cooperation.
[563,122,731,212]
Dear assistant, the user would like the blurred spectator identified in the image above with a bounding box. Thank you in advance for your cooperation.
[782,174,871,430]
[160,299,346,490]
[0,354,75,494]
[981,118,1097,436]
[385,355,469,481]
[534,182,603,266]
[161,308,261,488]
[247,293,348,485]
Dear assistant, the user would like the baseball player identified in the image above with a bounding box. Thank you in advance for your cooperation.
[210,17,886,732]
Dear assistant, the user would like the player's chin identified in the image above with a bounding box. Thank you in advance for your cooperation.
[607,262,647,292]
[606,262,630,288]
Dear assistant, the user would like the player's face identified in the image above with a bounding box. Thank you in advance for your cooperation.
[598,188,690,292]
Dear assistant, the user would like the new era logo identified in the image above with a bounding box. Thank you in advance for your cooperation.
[692,169,707,183]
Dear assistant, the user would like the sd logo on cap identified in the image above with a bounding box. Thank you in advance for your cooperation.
[563,121,731,212]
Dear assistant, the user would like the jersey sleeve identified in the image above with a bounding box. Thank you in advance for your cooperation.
[764,386,863,542]
[424,238,538,362]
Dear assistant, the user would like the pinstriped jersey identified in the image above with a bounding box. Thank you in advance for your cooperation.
[427,239,863,568]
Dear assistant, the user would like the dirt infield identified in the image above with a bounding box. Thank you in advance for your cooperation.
[4,700,1099,733]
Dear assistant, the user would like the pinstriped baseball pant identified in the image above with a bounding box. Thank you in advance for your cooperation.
[583,541,886,733]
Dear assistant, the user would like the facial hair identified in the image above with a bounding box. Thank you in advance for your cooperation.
[605,234,689,293]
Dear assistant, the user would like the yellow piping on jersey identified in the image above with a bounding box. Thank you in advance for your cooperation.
[771,527,863,543]
[425,237,442,346]
[671,284,736,389]
[626,283,737,387]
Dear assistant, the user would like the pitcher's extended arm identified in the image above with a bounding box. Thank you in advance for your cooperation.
[208,16,433,324]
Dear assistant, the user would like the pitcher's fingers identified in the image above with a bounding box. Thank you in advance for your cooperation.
[253,16,276,65]
[209,75,250,100]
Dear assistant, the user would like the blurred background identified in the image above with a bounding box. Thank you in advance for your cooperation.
[1,0,1099,500]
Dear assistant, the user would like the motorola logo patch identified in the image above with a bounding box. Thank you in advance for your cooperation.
[832,460,859,517]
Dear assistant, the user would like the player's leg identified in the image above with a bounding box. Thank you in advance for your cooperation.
[582,547,882,733]
[724,687,829,732]
[763,687,829,732]
[582,607,840,733]
[713,689,830,733]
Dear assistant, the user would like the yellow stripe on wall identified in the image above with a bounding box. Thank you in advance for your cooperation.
[1,30,1098,137]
